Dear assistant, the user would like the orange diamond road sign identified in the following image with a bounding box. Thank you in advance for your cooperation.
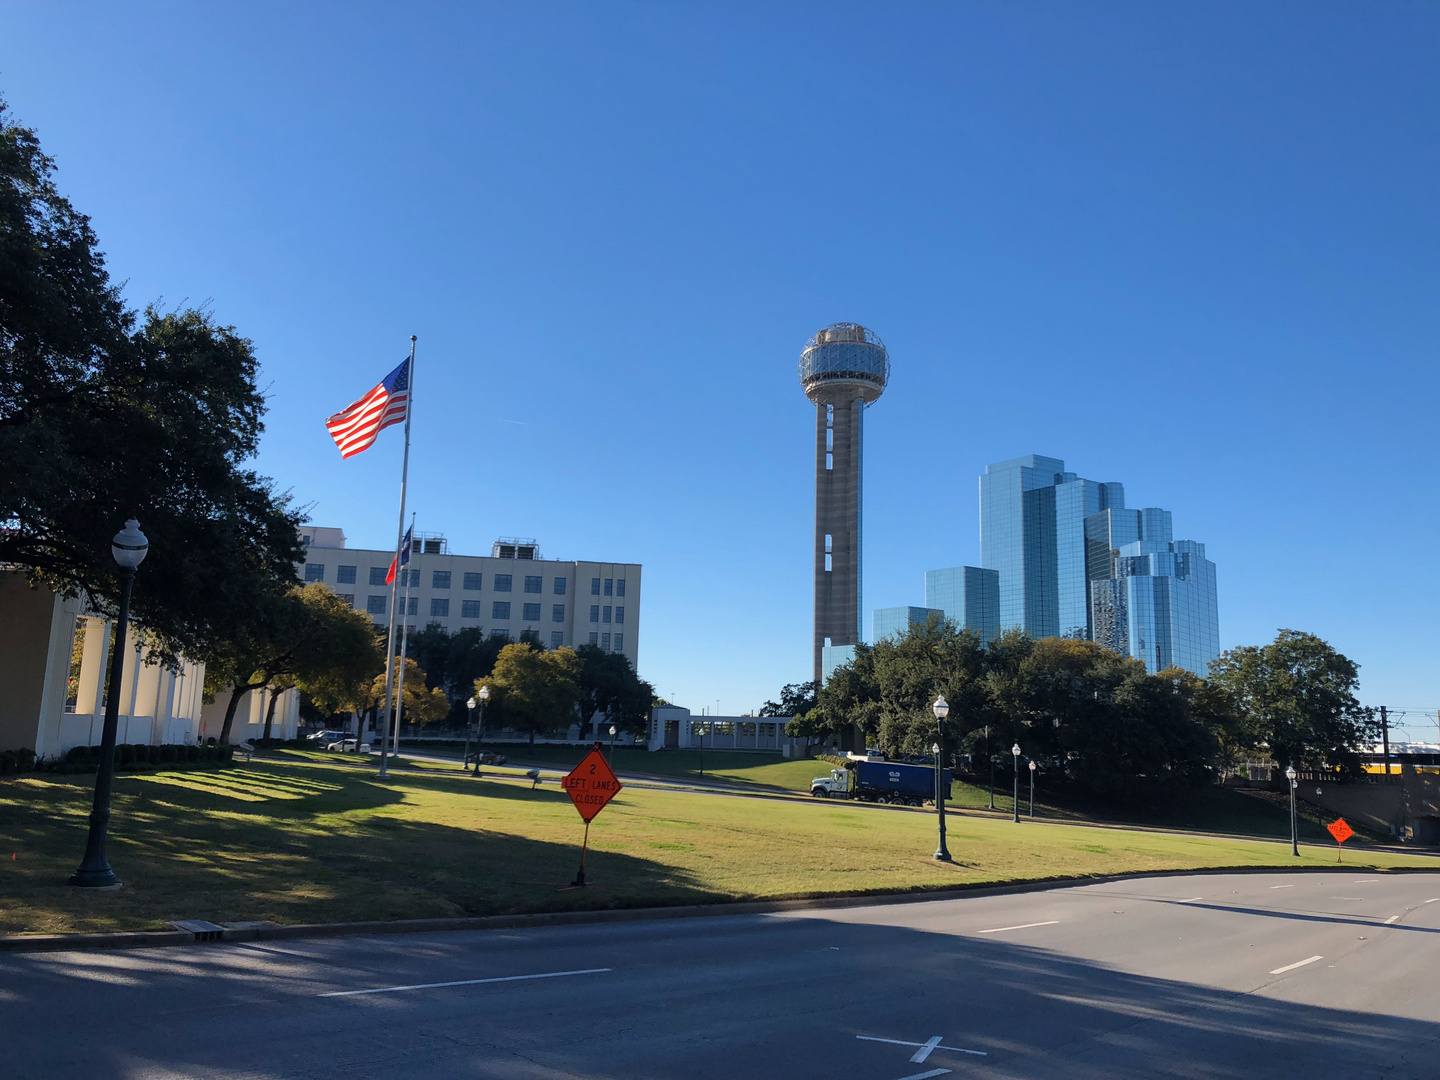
[562,748,623,823]
[1327,818,1354,845]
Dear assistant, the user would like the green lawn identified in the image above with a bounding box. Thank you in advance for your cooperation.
[1,758,1433,936]
[471,745,832,792]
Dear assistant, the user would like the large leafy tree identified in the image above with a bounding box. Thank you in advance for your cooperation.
[1207,630,1376,775]
[759,681,819,720]
[203,584,380,744]
[481,644,581,744]
[573,644,654,739]
[363,657,450,730]
[0,99,302,658]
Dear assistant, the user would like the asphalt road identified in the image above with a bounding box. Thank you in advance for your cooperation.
[4,871,1438,1079]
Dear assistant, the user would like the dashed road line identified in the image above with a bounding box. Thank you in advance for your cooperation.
[1269,955,1324,975]
[895,1070,950,1080]
[1384,915,1400,925]
[319,967,611,997]
[856,1036,986,1057]
[976,920,1059,935]
[1269,884,1295,890]
[1174,897,1204,903]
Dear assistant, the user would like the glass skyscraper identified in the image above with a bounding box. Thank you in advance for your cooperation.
[980,455,1219,675]
[923,566,1000,646]
[872,606,945,643]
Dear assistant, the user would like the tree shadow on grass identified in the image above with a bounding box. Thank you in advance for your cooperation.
[0,764,718,935]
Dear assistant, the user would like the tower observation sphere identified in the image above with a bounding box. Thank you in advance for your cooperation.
[800,323,888,685]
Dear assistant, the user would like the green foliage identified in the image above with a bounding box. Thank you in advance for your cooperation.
[365,657,450,728]
[1207,629,1377,775]
[0,100,304,661]
[574,644,654,737]
[482,644,581,743]
[759,680,819,720]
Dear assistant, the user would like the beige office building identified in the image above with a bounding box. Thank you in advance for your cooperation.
[298,528,642,669]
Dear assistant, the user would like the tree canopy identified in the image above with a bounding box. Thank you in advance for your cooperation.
[364,657,450,730]
[574,644,654,738]
[0,98,303,659]
[481,644,581,744]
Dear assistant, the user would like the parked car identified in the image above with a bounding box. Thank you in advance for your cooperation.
[326,738,371,753]
[465,750,507,766]
[307,730,347,746]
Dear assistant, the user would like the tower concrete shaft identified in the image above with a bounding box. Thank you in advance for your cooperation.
[812,392,865,681]
[799,322,889,685]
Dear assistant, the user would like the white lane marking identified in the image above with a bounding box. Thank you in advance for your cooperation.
[319,966,611,997]
[976,920,1060,934]
[1174,897,1204,903]
[1270,955,1324,975]
[910,1036,944,1063]
[1269,884,1295,889]
[1384,915,1400,925]
[857,1036,987,1057]
[1426,898,1439,904]
[896,1071,951,1080]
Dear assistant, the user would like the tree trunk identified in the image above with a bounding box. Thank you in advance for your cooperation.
[219,685,248,746]
[262,688,281,743]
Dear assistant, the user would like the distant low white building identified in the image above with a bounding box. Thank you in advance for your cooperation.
[298,527,642,670]
[647,704,809,757]
[0,571,294,756]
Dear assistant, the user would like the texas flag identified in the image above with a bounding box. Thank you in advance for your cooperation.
[386,524,414,586]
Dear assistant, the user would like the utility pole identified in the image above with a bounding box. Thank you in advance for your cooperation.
[1381,705,1390,776]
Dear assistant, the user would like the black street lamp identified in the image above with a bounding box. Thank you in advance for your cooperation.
[1028,759,1037,817]
[464,695,477,775]
[474,685,489,773]
[1011,743,1022,823]
[986,724,995,809]
[932,695,952,863]
[608,724,617,762]
[70,519,149,889]
[1286,764,1299,856]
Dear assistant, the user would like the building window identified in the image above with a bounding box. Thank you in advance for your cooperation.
[616,579,626,597]
[614,606,624,624]
[432,570,452,589]
[407,569,421,588]
[369,566,388,586]
[406,596,418,616]
[589,632,598,645]
[337,565,357,585]
[602,606,612,623]
[522,602,541,621]
[463,572,483,590]
[490,629,509,641]
[524,575,542,594]
[601,632,611,649]
[554,577,567,595]
[552,604,565,622]
[492,601,511,620]
[461,600,481,619]
[589,605,600,623]
[431,598,450,617]
[551,631,564,648]
[604,578,613,596]
[367,595,387,615]
[614,632,623,651]
[494,574,512,592]
[304,564,325,582]
[338,594,355,607]
[591,577,601,595]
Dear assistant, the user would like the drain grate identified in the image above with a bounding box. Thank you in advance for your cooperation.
[170,919,225,942]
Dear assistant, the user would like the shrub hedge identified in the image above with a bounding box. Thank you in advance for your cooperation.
[0,743,236,776]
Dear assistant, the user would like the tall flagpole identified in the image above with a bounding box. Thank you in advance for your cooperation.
[378,335,417,780]
[392,512,417,764]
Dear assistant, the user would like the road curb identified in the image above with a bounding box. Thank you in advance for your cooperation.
[4,862,1437,955]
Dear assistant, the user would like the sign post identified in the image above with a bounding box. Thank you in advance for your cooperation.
[1326,818,1354,862]
[561,743,623,887]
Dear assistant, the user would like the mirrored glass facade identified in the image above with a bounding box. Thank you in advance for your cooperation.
[872,606,945,643]
[924,566,1000,646]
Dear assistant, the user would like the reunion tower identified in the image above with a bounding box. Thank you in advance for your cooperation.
[799,323,890,683]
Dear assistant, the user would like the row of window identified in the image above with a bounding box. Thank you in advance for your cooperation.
[307,564,569,595]
[358,595,572,623]
[589,632,623,650]
[590,577,626,596]
[587,605,625,624]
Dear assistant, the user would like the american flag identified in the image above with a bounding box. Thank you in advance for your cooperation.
[325,358,411,458]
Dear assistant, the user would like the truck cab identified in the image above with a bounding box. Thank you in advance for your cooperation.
[811,767,852,799]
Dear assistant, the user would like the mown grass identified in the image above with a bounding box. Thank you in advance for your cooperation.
[2,757,1433,936]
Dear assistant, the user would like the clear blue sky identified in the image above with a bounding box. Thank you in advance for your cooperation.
[5,3,1437,733]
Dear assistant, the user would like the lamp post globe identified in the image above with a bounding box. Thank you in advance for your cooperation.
[463,696,478,775]
[1028,759,1037,817]
[1285,765,1299,856]
[474,685,490,770]
[71,519,149,888]
[931,696,952,863]
[1011,744,1022,823]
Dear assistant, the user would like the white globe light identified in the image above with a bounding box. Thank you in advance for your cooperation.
[111,519,149,570]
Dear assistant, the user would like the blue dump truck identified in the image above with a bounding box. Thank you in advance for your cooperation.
[810,760,952,806]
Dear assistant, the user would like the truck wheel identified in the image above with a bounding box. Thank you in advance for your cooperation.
[875,795,888,805]
[909,798,922,807]
[811,788,827,798]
